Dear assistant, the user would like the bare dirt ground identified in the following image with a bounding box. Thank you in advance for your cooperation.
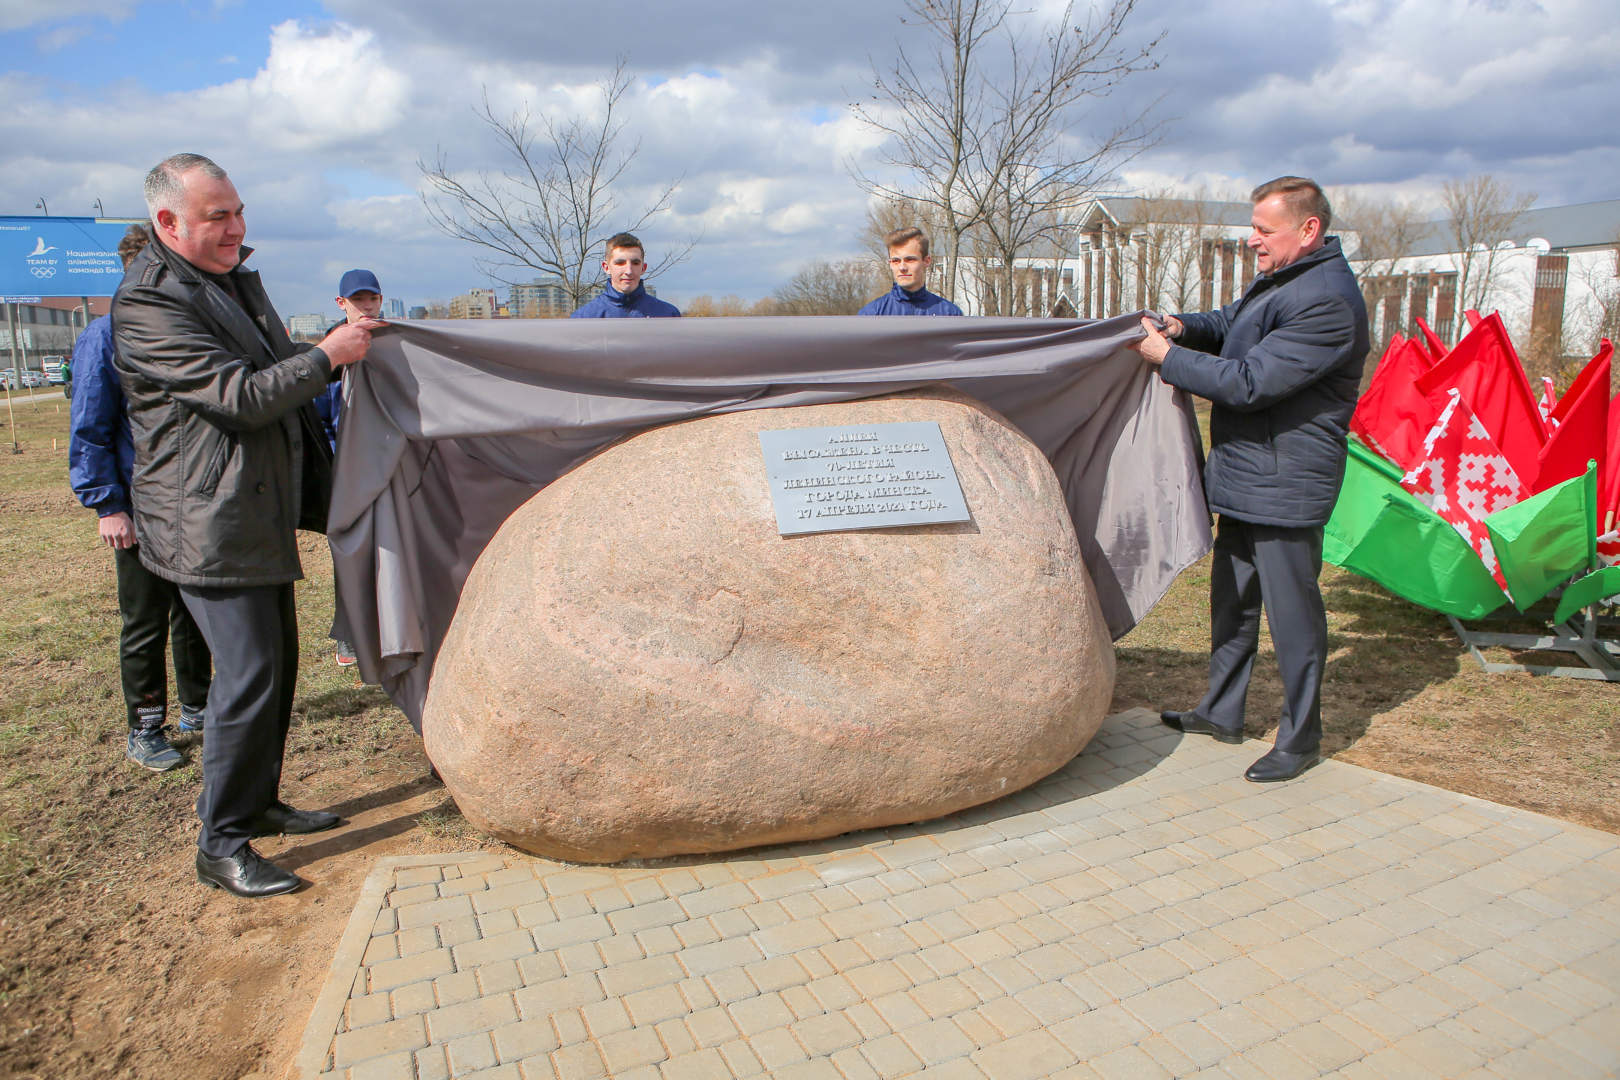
[1,398,1615,1080]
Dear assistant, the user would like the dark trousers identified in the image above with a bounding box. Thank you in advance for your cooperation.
[178,583,298,859]
[1196,516,1327,755]
[114,545,212,731]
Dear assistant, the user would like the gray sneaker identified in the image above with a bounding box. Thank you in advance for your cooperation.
[127,728,184,772]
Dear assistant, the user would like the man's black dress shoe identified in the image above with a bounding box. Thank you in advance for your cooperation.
[1160,709,1243,744]
[196,846,301,898]
[249,800,341,837]
[1244,747,1321,783]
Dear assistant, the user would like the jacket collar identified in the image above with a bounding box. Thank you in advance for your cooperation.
[890,283,931,305]
[146,232,274,364]
[1262,235,1344,284]
[603,282,647,307]
[146,229,254,285]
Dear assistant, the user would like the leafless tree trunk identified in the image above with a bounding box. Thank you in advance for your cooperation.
[1441,175,1536,315]
[418,61,692,307]
[851,0,1161,309]
[850,1,1007,303]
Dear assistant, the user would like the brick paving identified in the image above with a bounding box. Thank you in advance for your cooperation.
[296,708,1620,1078]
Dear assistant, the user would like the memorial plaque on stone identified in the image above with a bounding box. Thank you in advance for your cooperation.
[758,421,971,535]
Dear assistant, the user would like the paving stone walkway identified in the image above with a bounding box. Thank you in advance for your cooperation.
[296,708,1620,1079]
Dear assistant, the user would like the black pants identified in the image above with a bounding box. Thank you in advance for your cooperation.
[178,583,298,859]
[1195,516,1327,755]
[115,545,211,731]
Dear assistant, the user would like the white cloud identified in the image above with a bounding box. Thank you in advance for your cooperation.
[0,0,132,32]
[3,0,1616,313]
[35,22,91,51]
[191,20,411,152]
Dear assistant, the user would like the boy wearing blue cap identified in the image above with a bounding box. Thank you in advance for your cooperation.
[336,268,384,325]
[322,269,385,666]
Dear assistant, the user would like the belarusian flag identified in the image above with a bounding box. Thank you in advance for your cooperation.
[1413,313,1546,485]
[1323,438,1507,619]
[1400,389,1527,593]
[1485,462,1596,610]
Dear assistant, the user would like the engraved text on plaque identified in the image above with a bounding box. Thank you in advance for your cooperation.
[758,421,971,536]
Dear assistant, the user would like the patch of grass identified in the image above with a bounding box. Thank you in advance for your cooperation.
[415,801,482,846]
[0,404,430,1044]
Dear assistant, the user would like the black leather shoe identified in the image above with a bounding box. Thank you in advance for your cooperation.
[1244,747,1322,783]
[249,800,341,837]
[1160,709,1243,744]
[196,846,301,898]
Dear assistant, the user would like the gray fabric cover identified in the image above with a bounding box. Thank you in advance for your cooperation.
[329,312,1212,729]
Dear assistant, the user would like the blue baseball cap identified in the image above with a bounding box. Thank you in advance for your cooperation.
[338,268,381,297]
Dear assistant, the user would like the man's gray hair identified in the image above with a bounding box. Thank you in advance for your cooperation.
[144,153,228,219]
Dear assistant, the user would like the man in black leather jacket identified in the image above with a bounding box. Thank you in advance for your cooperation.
[114,153,380,897]
[1134,176,1369,784]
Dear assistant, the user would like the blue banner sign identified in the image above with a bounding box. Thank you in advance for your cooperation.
[0,216,145,298]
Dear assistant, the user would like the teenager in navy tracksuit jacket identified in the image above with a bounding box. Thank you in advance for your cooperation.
[858,228,963,317]
[69,230,212,771]
[570,231,681,318]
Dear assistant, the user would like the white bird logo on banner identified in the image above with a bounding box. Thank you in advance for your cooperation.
[29,238,56,257]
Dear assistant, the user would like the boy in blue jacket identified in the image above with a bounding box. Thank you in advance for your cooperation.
[858,228,963,317]
[68,225,212,771]
[320,269,387,666]
[570,233,681,318]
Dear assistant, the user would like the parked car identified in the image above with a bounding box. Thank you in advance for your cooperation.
[2,369,46,389]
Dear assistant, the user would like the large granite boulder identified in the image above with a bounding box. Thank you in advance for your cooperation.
[423,390,1114,862]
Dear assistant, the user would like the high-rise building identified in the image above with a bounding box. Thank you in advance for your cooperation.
[385,298,405,319]
[509,278,573,318]
[448,288,499,319]
[408,305,428,320]
[287,313,330,339]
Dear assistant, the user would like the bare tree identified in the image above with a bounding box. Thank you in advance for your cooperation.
[861,194,950,264]
[967,3,1161,314]
[771,258,889,315]
[1334,191,1428,282]
[1082,189,1225,319]
[1441,175,1536,314]
[851,2,1004,303]
[1564,230,1620,362]
[1333,191,1431,359]
[684,295,769,317]
[419,61,691,307]
[851,0,1161,307]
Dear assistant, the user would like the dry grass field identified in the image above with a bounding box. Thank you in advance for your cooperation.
[0,390,1615,1079]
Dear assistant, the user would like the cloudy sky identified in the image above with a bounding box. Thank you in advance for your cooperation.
[2,0,1615,318]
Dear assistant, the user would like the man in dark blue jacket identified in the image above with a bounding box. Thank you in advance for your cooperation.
[1134,176,1369,783]
[69,224,212,772]
[570,233,681,318]
[859,228,963,316]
